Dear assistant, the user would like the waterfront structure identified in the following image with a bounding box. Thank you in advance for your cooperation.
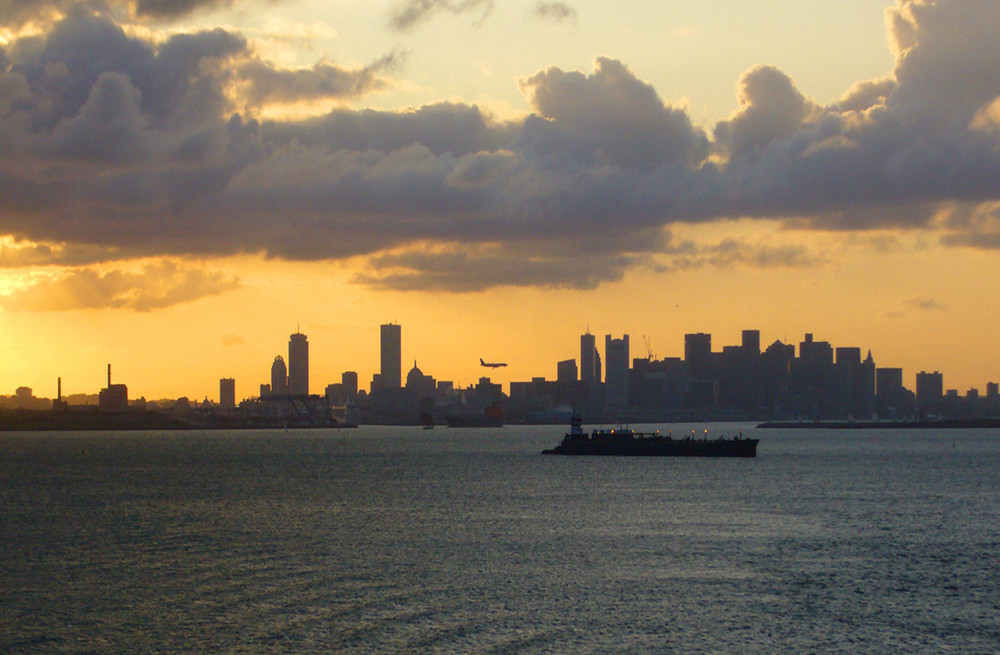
[288,331,309,396]
[381,323,402,390]
[99,364,128,411]
[220,378,235,408]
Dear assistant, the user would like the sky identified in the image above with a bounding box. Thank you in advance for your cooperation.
[3,0,1000,402]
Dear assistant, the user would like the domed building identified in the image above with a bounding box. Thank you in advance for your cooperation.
[405,361,435,398]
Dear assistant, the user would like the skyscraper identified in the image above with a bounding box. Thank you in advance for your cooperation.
[381,323,402,390]
[605,334,630,411]
[916,371,943,407]
[288,331,309,396]
[271,356,288,395]
[580,332,597,383]
[220,378,236,408]
[684,332,712,379]
[342,371,358,397]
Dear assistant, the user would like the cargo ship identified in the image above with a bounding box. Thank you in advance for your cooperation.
[541,415,758,457]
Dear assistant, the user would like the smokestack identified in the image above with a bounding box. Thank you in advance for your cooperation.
[58,377,62,401]
[107,364,111,388]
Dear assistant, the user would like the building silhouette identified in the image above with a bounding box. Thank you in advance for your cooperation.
[684,333,711,380]
[381,323,402,390]
[99,364,128,411]
[916,371,943,410]
[220,378,236,408]
[271,356,288,396]
[580,332,598,383]
[342,371,358,398]
[557,359,577,383]
[605,334,630,412]
[288,331,309,396]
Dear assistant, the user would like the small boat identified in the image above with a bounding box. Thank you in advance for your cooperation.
[541,415,758,457]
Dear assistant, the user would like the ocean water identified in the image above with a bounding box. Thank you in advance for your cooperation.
[2,424,999,653]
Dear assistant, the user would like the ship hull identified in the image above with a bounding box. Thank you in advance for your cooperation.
[542,437,758,457]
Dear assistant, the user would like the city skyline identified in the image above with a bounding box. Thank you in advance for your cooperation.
[4,2,1000,399]
[4,321,987,407]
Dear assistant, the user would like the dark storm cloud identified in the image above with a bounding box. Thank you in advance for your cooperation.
[670,238,821,271]
[133,0,234,19]
[386,0,493,31]
[352,247,637,292]
[0,0,265,28]
[534,2,577,23]
[0,240,125,267]
[2,0,1000,296]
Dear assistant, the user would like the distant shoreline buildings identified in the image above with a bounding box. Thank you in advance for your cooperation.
[4,324,1000,426]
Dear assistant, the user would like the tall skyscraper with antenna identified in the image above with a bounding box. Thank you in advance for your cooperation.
[288,330,309,396]
[381,323,401,390]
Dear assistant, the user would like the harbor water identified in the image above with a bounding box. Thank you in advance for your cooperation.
[3,425,999,653]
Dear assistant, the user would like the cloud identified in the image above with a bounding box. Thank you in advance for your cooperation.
[387,0,493,31]
[658,236,823,272]
[2,2,1000,295]
[132,0,235,19]
[352,245,638,292]
[0,238,126,267]
[534,2,577,23]
[0,0,263,29]
[906,296,945,311]
[713,65,820,162]
[519,57,708,171]
[238,51,404,109]
[0,261,239,311]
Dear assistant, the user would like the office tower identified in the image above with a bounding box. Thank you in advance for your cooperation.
[741,329,760,355]
[916,371,943,407]
[877,368,903,400]
[580,332,597,383]
[799,333,833,365]
[557,359,577,383]
[684,332,712,379]
[220,378,236,408]
[381,323,402,390]
[288,331,309,396]
[605,334,630,410]
[342,371,358,397]
[271,356,288,395]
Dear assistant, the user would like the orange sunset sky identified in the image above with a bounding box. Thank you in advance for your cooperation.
[3,0,1000,401]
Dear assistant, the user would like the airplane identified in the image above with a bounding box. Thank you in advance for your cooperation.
[480,358,508,368]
